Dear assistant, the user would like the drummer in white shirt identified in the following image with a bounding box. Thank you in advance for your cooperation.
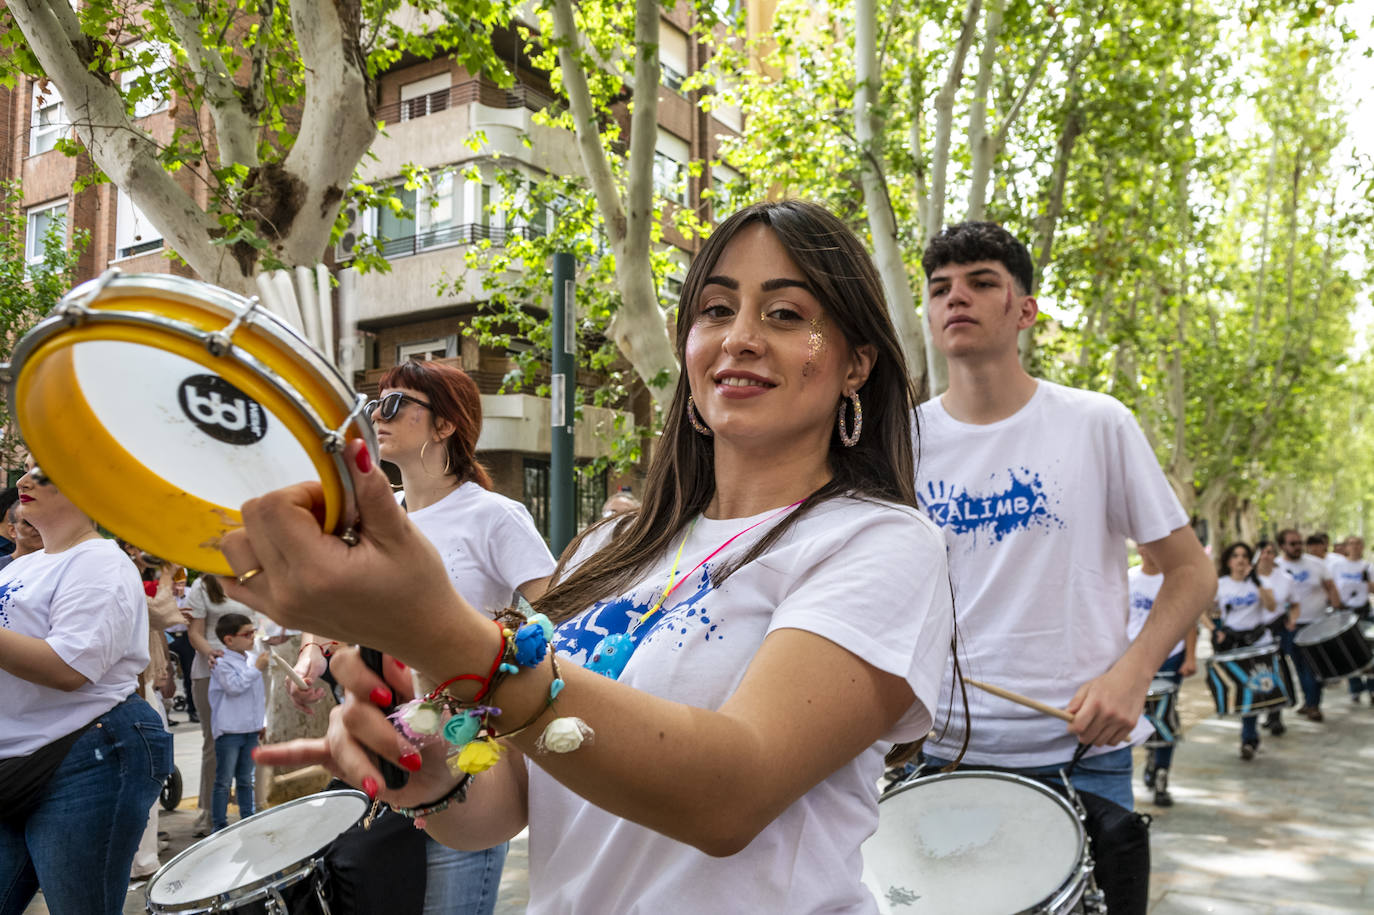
[1203,542,1277,760]
[1254,540,1298,736]
[1326,536,1372,701]
[1276,529,1341,721]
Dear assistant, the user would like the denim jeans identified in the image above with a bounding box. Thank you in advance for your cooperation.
[1150,651,1185,771]
[920,745,1135,810]
[1241,715,1260,746]
[0,694,172,915]
[212,730,260,831]
[423,836,508,915]
[1282,624,1323,708]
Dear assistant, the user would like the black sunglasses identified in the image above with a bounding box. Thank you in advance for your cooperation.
[365,392,434,421]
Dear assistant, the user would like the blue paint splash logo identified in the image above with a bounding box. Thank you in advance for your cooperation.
[1131,592,1155,613]
[0,578,24,629]
[921,469,1062,543]
[554,567,721,666]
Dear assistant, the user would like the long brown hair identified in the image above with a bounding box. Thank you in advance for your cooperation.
[378,361,493,489]
[535,200,921,623]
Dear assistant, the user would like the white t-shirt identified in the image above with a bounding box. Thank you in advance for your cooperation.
[1215,575,1275,647]
[209,649,267,738]
[1259,571,1295,617]
[915,381,1189,767]
[185,577,256,679]
[404,482,556,617]
[1127,567,1185,658]
[1327,555,1371,609]
[1277,554,1332,624]
[0,539,148,757]
[527,497,954,914]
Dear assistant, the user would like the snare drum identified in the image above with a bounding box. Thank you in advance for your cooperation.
[2,272,375,575]
[146,789,368,913]
[1205,643,1295,717]
[1144,677,1181,747]
[1294,611,1374,681]
[862,771,1092,915]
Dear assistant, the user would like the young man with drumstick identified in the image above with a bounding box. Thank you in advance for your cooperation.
[1277,528,1340,720]
[912,222,1215,809]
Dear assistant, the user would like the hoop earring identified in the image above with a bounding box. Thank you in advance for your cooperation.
[837,391,862,447]
[420,440,451,476]
[686,395,713,436]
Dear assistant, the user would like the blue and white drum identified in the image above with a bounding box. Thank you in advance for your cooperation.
[1143,677,1181,747]
[1205,643,1295,717]
[1294,610,1374,682]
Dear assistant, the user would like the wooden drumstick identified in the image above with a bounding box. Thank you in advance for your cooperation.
[965,678,1075,723]
[269,646,311,691]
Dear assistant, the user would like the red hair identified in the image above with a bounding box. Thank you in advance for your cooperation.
[378,361,492,490]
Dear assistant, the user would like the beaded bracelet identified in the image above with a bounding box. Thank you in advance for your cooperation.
[299,640,341,660]
[391,773,473,829]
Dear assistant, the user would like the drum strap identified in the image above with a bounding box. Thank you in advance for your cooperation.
[0,697,114,824]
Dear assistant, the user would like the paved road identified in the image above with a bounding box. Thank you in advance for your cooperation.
[24,656,1374,913]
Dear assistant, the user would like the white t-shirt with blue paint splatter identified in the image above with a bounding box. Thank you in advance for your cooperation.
[1326,555,1371,609]
[915,380,1188,768]
[0,538,148,757]
[526,496,953,915]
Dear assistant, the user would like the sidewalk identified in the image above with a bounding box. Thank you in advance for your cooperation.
[1140,663,1374,913]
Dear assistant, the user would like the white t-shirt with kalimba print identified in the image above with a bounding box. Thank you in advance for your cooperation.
[527,497,954,915]
[1327,555,1371,609]
[1127,567,1185,658]
[915,380,1189,768]
[1277,554,1333,624]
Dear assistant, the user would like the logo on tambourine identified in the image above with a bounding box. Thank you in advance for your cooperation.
[178,374,267,445]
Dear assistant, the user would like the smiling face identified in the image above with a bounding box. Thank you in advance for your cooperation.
[682,224,873,453]
[926,260,1037,361]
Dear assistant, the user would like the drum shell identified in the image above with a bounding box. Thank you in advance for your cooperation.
[1205,644,1295,718]
[1293,611,1374,681]
[1144,679,1181,748]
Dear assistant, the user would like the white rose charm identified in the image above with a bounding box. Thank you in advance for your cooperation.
[537,716,594,754]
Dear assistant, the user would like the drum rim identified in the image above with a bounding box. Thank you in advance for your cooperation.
[145,789,368,909]
[1147,677,1179,695]
[873,769,1089,913]
[1293,610,1360,645]
[1209,642,1282,662]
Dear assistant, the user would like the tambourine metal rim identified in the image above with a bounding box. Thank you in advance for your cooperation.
[3,272,374,574]
[874,770,1090,915]
[145,788,369,911]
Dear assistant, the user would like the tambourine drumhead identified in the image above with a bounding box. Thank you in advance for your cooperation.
[8,273,373,575]
[1295,610,1359,645]
[147,789,368,908]
[862,772,1085,914]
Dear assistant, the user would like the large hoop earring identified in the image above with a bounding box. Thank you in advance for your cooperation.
[837,391,862,447]
[420,440,452,476]
[687,395,713,436]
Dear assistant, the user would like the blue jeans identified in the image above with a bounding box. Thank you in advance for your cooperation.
[1150,651,1184,771]
[1282,624,1323,708]
[920,746,1135,810]
[1241,715,1259,745]
[212,731,259,831]
[0,694,172,915]
[423,837,508,915]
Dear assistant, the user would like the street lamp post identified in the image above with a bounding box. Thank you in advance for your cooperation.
[550,252,576,557]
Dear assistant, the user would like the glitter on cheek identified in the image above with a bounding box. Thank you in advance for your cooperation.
[802,317,826,378]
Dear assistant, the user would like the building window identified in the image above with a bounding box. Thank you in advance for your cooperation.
[30,84,66,155]
[115,190,164,259]
[25,201,67,267]
[123,43,173,118]
[712,163,744,219]
[661,24,689,92]
[396,335,458,363]
[653,128,690,206]
[522,459,609,541]
[400,73,452,122]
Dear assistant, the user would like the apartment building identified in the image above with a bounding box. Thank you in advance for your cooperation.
[1,6,755,540]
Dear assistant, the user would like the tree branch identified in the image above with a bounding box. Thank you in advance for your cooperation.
[622,0,659,261]
[163,0,259,166]
[965,0,1003,219]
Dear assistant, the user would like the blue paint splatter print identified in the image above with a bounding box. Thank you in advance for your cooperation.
[553,567,721,668]
[920,468,1063,543]
[0,578,24,629]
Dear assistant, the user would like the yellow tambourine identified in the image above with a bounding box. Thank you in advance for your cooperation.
[1,270,376,575]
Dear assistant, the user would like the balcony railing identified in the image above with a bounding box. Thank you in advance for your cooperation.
[378,81,554,125]
[366,222,547,260]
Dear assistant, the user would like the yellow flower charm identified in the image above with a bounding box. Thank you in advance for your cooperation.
[454,738,503,774]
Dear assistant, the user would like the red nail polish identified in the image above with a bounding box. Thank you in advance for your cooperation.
[399,752,423,772]
[370,685,393,707]
[250,747,260,762]
[362,776,378,800]
[355,443,372,474]
[393,659,407,671]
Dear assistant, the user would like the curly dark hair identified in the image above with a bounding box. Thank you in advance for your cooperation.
[921,221,1034,295]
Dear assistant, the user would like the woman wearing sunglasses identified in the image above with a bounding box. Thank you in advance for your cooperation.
[239,201,954,913]
[290,361,555,915]
[0,456,173,914]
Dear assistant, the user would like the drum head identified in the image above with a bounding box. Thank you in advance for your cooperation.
[147,790,368,909]
[862,772,1085,914]
[1295,611,1358,646]
[1148,677,1178,696]
[10,276,372,575]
